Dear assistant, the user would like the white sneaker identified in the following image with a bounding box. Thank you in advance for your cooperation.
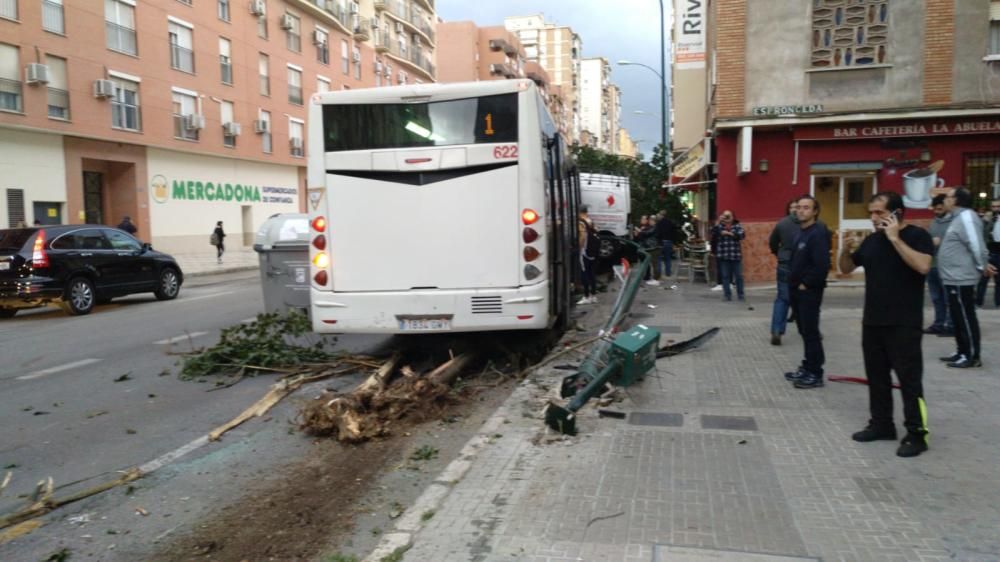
[576,296,592,305]
[710,284,723,292]
[591,295,599,304]
[645,279,661,286]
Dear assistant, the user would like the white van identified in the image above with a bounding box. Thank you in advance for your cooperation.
[580,173,631,269]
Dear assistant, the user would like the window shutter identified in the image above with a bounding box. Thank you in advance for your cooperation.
[0,44,19,80]
[45,56,68,89]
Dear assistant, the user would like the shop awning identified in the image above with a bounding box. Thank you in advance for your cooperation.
[670,138,711,187]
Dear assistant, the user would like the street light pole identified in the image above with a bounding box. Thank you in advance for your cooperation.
[659,0,669,177]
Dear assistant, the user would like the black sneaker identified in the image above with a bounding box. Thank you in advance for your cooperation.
[936,329,955,338]
[947,357,982,369]
[793,372,824,389]
[923,325,942,335]
[771,333,781,346]
[784,367,805,382]
[939,352,962,362]
[896,433,928,458]
[852,424,898,442]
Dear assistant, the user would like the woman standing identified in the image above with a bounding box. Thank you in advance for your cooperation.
[710,210,746,301]
[212,221,226,264]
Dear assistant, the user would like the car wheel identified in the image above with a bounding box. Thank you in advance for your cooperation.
[154,268,181,301]
[0,307,17,319]
[64,277,96,316]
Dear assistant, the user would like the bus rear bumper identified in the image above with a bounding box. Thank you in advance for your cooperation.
[310,282,551,334]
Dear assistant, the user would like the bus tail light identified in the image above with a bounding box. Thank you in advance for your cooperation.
[522,227,538,243]
[314,270,328,285]
[523,264,541,280]
[313,252,330,268]
[31,230,49,268]
[523,246,540,262]
[521,209,539,225]
[312,234,327,251]
[311,216,327,232]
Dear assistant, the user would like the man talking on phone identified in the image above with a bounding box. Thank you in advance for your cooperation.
[840,192,934,458]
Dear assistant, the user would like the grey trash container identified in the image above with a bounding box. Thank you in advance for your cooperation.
[253,213,311,316]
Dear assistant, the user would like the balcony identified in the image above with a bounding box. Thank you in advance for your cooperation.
[374,0,386,9]
[292,0,351,36]
[170,42,195,73]
[385,40,434,80]
[0,77,23,113]
[47,87,70,119]
[383,0,435,45]
[489,38,517,57]
[42,0,65,34]
[489,63,516,78]
[106,21,138,56]
[373,28,390,53]
[352,16,370,41]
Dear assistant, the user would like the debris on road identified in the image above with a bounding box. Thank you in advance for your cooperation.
[0,469,141,533]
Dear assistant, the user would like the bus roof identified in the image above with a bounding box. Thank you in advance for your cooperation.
[311,79,538,106]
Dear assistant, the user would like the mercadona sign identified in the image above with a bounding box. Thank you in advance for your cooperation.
[151,175,296,204]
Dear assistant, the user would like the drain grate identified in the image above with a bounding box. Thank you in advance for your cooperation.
[700,414,758,431]
[628,412,684,427]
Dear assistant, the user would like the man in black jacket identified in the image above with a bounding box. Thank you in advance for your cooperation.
[654,211,675,279]
[768,200,799,345]
[785,195,831,389]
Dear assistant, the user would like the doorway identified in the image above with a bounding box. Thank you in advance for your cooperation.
[241,205,254,246]
[83,171,104,224]
[811,174,877,268]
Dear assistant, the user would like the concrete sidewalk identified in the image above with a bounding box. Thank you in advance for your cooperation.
[367,280,1000,562]
[170,247,259,277]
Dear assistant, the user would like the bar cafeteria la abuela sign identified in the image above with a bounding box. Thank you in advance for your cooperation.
[793,118,1000,141]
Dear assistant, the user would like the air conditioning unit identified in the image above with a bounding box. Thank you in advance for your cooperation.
[395,22,404,33]
[253,119,270,134]
[352,51,361,63]
[25,63,50,85]
[290,137,304,150]
[313,30,326,45]
[184,113,206,130]
[279,14,295,30]
[249,0,265,16]
[93,79,116,98]
[223,122,242,136]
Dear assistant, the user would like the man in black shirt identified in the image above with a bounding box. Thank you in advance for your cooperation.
[785,195,830,389]
[839,192,933,458]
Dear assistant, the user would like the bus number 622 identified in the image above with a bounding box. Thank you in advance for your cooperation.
[493,145,518,159]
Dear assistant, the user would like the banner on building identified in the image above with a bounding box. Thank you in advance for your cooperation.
[674,0,705,69]
[671,139,710,184]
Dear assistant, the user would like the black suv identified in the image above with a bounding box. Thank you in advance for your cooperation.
[0,225,184,317]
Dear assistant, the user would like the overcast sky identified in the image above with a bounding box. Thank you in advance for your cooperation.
[436,0,671,157]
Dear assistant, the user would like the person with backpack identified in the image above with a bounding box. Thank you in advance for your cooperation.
[117,216,137,235]
[211,221,226,264]
[577,205,600,305]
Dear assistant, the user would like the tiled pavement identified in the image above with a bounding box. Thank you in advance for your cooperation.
[170,247,259,277]
[367,280,1000,562]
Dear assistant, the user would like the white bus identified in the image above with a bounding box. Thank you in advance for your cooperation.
[306,80,579,334]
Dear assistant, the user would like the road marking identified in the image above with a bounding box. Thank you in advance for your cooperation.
[179,291,234,303]
[153,332,208,345]
[17,358,102,381]
[139,435,210,474]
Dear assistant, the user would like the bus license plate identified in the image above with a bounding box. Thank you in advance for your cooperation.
[399,318,451,331]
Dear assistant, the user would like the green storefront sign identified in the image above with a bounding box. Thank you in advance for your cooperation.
[151,175,296,204]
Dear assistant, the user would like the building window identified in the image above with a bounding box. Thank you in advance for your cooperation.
[221,100,236,147]
[169,21,195,73]
[176,0,191,5]
[259,109,271,153]
[46,55,69,120]
[289,119,304,157]
[171,89,198,140]
[106,0,137,56]
[811,0,888,68]
[0,0,17,20]
[317,76,330,93]
[111,77,140,131]
[287,65,302,105]
[284,12,301,52]
[217,0,229,22]
[42,0,65,34]
[353,45,361,80]
[219,37,232,84]
[315,28,329,64]
[0,43,22,113]
[966,153,1000,203]
[990,1,1000,57]
[341,39,349,74]
[258,53,269,95]
[257,4,268,39]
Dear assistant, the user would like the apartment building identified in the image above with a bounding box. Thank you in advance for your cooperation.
[579,57,617,153]
[703,0,1000,282]
[504,14,582,142]
[617,127,638,159]
[435,22,523,83]
[0,0,436,253]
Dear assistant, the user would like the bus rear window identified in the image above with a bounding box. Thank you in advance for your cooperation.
[322,93,518,152]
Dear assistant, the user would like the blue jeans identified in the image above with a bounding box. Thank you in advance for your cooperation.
[927,267,952,329]
[717,259,744,300]
[660,240,673,277]
[771,266,791,335]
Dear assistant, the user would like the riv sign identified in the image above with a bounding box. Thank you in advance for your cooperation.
[675,0,705,69]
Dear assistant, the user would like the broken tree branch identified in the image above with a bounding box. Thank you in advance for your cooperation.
[0,469,142,532]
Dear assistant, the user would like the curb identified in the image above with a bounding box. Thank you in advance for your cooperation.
[185,265,259,278]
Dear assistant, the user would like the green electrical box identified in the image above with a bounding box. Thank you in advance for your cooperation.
[609,324,661,387]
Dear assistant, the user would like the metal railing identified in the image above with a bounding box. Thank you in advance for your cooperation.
[42,0,64,34]
[373,28,390,52]
[0,0,17,20]
[170,42,195,73]
[220,57,233,84]
[288,84,303,105]
[386,40,434,79]
[410,10,434,42]
[106,21,138,55]
[47,87,69,119]
[352,16,370,40]
[259,75,270,95]
[0,77,22,113]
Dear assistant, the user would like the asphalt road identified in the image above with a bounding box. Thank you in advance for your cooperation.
[0,271,386,517]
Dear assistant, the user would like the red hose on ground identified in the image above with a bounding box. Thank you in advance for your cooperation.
[828,375,901,389]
